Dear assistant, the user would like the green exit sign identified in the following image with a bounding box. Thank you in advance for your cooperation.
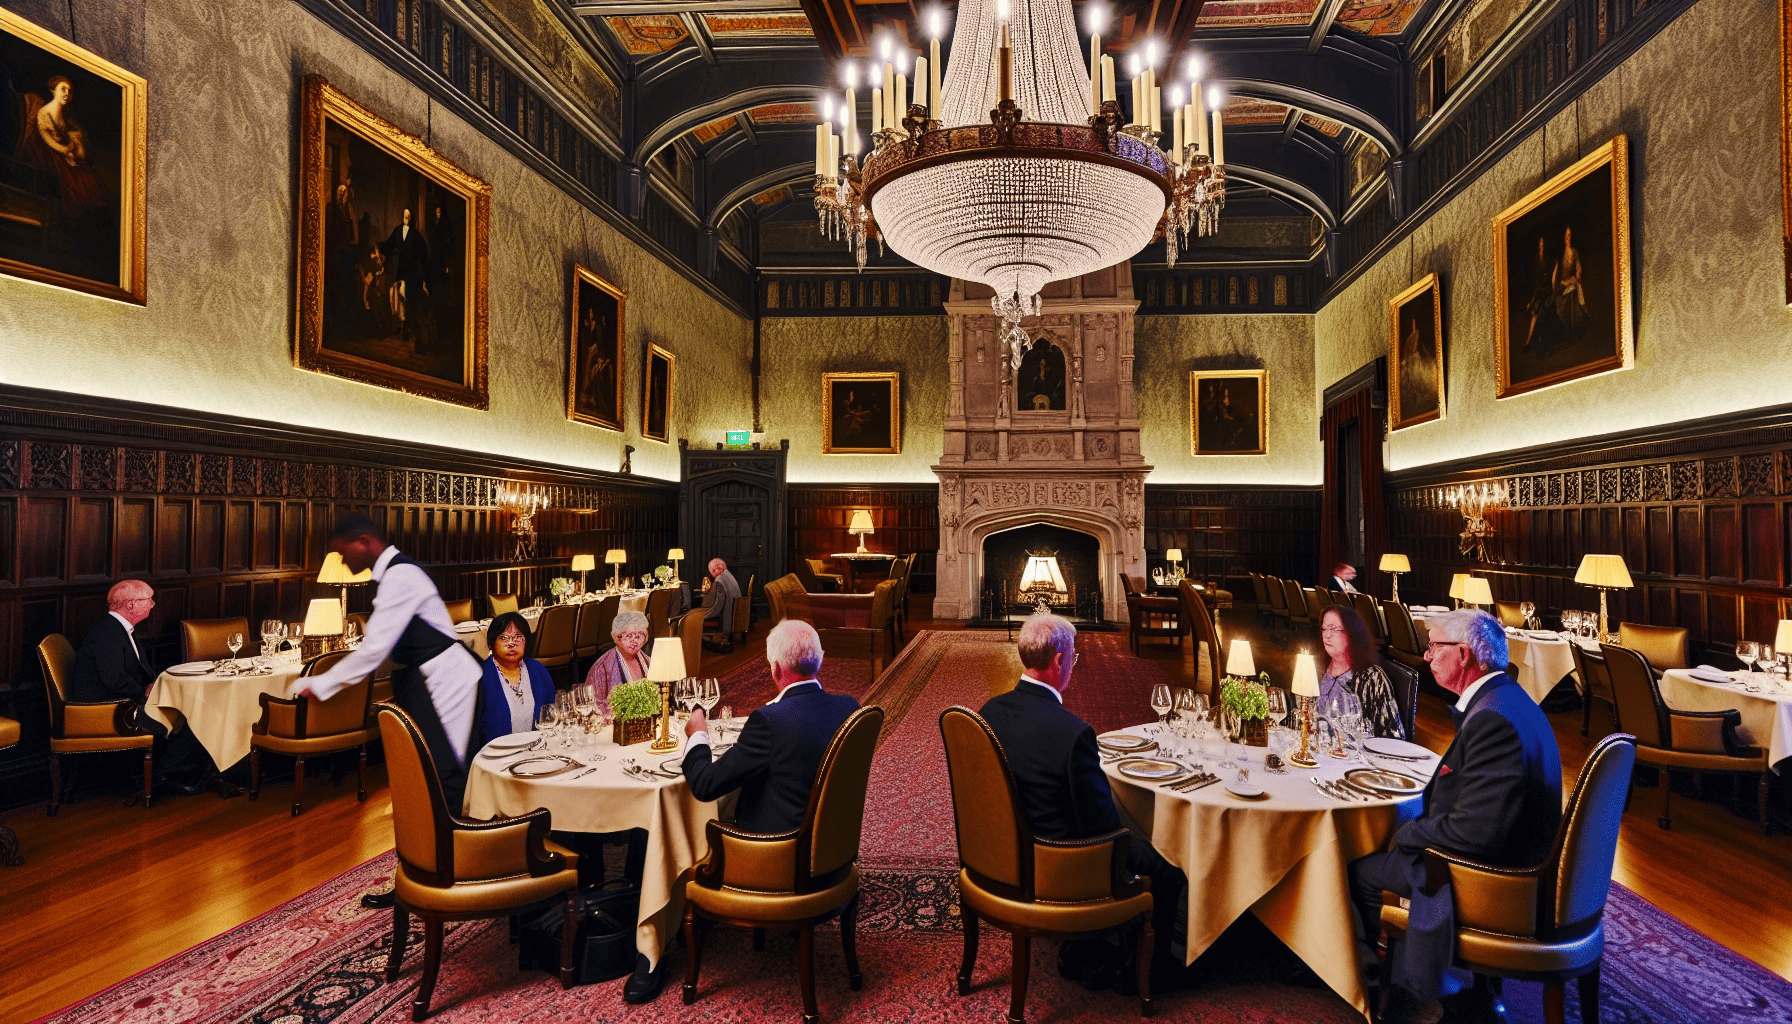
[724,430,751,448]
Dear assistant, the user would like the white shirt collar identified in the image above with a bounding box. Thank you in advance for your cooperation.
[109,611,140,657]
[1020,675,1064,703]
[370,545,400,581]
[770,679,820,703]
[1454,671,1504,713]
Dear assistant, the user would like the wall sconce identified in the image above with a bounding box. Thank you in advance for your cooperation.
[497,484,548,560]
[1445,481,1507,563]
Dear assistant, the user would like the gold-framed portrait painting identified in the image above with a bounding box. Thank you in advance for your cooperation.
[1189,370,1267,455]
[822,371,901,454]
[294,75,491,409]
[1493,135,1632,399]
[567,265,624,430]
[0,7,146,303]
[1389,273,1444,429]
[642,342,674,443]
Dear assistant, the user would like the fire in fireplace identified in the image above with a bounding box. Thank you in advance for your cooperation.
[981,524,1103,622]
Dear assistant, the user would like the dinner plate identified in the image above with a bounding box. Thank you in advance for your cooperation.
[1345,767,1425,795]
[165,662,216,676]
[1116,758,1183,781]
[486,733,539,751]
[508,756,580,778]
[453,621,483,633]
[1363,737,1435,761]
[1526,630,1562,641]
[659,758,685,776]
[1098,732,1157,753]
[1688,666,1736,684]
[1224,779,1266,799]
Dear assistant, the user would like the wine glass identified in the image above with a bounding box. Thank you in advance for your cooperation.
[226,632,244,665]
[1737,640,1759,679]
[700,678,721,719]
[717,704,734,746]
[1520,601,1537,630]
[1171,689,1197,758]
[1265,687,1289,728]
[259,619,281,656]
[1339,692,1365,763]
[535,702,556,736]
[1267,724,1296,770]
[343,620,360,647]
[1149,684,1173,733]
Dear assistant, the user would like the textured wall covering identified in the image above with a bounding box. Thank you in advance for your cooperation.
[1317,0,1792,473]
[0,0,750,483]
[1134,314,1321,485]
[760,316,950,482]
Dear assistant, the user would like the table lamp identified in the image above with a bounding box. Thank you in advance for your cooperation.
[605,548,628,589]
[668,547,685,581]
[1379,553,1411,604]
[1448,573,1472,609]
[1573,554,1632,644]
[1165,547,1184,580]
[847,509,876,554]
[1775,620,1792,678]
[316,551,372,623]
[1460,576,1494,611]
[645,636,686,753]
[1225,638,1256,680]
[301,597,344,659]
[1287,651,1320,767]
[570,554,595,594]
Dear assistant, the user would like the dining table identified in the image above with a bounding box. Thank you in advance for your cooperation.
[1660,667,1792,773]
[1102,723,1431,1018]
[143,656,306,770]
[1409,611,1579,704]
[827,552,896,593]
[462,726,738,970]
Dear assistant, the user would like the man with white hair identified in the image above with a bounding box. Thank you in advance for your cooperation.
[699,557,743,652]
[72,579,209,794]
[1349,609,1561,1022]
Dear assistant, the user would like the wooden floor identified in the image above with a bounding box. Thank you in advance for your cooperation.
[3,602,1789,1021]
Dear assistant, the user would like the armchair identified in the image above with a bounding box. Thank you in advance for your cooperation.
[1494,601,1528,628]
[443,599,476,625]
[249,650,378,816]
[0,715,20,864]
[682,706,885,1022]
[794,557,843,593]
[1567,643,1614,738]
[1124,591,1181,656]
[182,616,249,663]
[39,633,154,814]
[488,592,519,617]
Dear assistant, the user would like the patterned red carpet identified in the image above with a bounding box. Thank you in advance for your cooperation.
[35,631,1792,1023]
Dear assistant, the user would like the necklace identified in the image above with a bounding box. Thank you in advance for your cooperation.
[499,664,525,698]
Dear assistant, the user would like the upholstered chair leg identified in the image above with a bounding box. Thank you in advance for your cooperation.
[47,753,60,816]
[292,755,306,817]
[1657,768,1672,829]
[559,892,578,989]
[1007,932,1030,1024]
[357,747,368,803]
[841,893,863,990]
[681,906,703,1004]
[142,749,154,809]
[1542,980,1566,1024]
[412,916,443,1021]
[386,904,409,981]
[1577,964,1601,1024]
[957,905,979,995]
[797,925,819,1024]
[249,749,261,801]
[1136,919,1153,1017]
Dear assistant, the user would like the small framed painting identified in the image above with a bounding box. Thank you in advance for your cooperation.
[822,371,901,454]
[567,265,624,430]
[1493,135,1632,399]
[641,342,674,443]
[294,75,491,409]
[1189,370,1266,455]
[1388,273,1444,429]
[0,7,147,303]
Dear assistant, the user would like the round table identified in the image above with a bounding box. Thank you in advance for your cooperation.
[828,552,897,593]
[463,729,729,969]
[1660,668,1792,773]
[1410,614,1577,704]
[1102,723,1429,1018]
[143,658,304,770]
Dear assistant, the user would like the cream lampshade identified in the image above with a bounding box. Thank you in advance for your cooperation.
[1574,554,1633,642]
[646,636,686,681]
[605,548,627,587]
[1775,621,1792,676]
[1165,548,1183,578]
[847,509,877,554]
[1290,652,1320,697]
[316,551,372,621]
[668,547,686,580]
[570,553,595,593]
[1448,573,1471,601]
[1378,553,1411,574]
[1460,577,1494,609]
[301,597,344,659]
[1225,638,1256,679]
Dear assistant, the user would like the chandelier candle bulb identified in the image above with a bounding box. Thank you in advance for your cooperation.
[1151,83,1162,135]
[828,133,840,175]
[929,33,942,116]
[1210,100,1224,163]
[1101,54,1116,101]
[1171,89,1184,162]
[871,86,883,134]
[913,57,927,114]
[1087,10,1101,115]
[1192,83,1207,155]
[895,69,907,126]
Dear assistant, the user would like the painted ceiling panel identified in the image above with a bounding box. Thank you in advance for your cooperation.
[753,185,794,206]
[1301,112,1345,135]
[1194,0,1427,33]
[1336,0,1430,34]
[1222,96,1291,124]
[692,114,739,143]
[702,12,815,37]
[606,14,689,54]
[748,101,821,124]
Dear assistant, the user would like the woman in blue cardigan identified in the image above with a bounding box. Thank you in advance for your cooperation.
[475,611,556,749]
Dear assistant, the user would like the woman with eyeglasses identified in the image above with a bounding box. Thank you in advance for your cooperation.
[583,609,652,702]
[474,611,556,749]
[1319,605,1407,739]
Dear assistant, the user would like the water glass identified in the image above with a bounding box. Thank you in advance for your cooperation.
[1149,684,1173,732]
[1520,601,1537,629]
[1265,687,1289,727]
[226,632,244,662]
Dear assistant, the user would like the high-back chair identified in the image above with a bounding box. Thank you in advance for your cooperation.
[249,650,378,816]
[39,633,154,814]
[1120,574,1145,596]
[939,706,1155,1023]
[825,580,898,681]
[1568,643,1615,738]
[0,714,20,864]
[672,607,705,679]
[681,705,885,1021]
[1124,591,1181,655]
[1380,658,1420,741]
[1283,578,1313,627]
[1351,592,1389,646]
[733,573,757,644]
[886,556,913,641]
[1264,575,1291,625]
[1494,601,1528,628]
[182,616,249,663]
[1304,587,1332,623]
[488,592,519,617]
[574,595,618,674]
[1179,580,1223,696]
[377,703,581,1019]
[1249,573,1274,626]
[1603,643,1769,834]
[646,587,674,639]
[1617,622,1689,674]
[764,573,812,624]
[1380,734,1638,1024]
[1381,601,1428,676]
[532,604,578,687]
[795,557,843,593]
[442,598,476,624]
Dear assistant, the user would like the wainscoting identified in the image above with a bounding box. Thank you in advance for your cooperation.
[788,484,939,592]
[1144,485,1322,587]
[1387,405,1792,661]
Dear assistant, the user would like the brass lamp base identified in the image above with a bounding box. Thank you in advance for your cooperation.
[1287,695,1318,768]
[648,681,680,754]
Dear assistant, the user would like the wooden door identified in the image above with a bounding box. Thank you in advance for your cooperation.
[679,442,788,614]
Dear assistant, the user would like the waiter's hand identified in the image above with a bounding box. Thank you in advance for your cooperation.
[685,708,707,737]
[290,686,314,700]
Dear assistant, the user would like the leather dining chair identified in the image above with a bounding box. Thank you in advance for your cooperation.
[1381,601,1428,677]
[377,703,580,1020]
[442,599,476,625]
[886,557,912,642]
[939,706,1155,1023]
[1283,579,1313,627]
[1248,573,1273,626]
[488,592,519,617]
[1494,602,1528,628]
[1381,658,1420,741]
[1125,590,1181,656]
[729,574,756,646]
[39,633,154,814]
[1264,575,1291,626]
[681,705,885,1022]
[1351,592,1389,646]
[672,607,705,679]
[1380,733,1638,1024]
[182,616,249,663]
[1617,622,1689,674]
[646,587,675,639]
[1179,579,1223,696]
[574,595,618,675]
[764,574,811,624]
[1603,643,1770,834]
[249,650,379,816]
[1567,643,1616,738]
[0,714,22,864]
[532,604,578,687]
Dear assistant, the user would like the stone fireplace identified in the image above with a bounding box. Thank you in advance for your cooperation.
[933,263,1150,622]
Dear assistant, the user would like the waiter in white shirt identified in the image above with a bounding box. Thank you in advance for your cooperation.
[292,515,482,908]
[1331,562,1360,593]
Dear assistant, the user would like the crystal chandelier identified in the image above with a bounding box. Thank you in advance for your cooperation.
[812,0,1227,362]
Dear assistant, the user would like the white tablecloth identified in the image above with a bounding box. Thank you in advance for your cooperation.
[1410,616,1576,703]
[1660,669,1792,773]
[143,660,304,769]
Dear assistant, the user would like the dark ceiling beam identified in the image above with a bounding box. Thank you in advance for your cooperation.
[1277,107,1303,144]
[682,12,718,63]
[572,0,799,14]
[1202,34,1403,152]
[707,160,814,227]
[705,130,816,210]
[1222,164,1338,227]
[632,67,831,163]
[735,111,759,145]
[1305,0,1348,55]
[1217,77,1398,156]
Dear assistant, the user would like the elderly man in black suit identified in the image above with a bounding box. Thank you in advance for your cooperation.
[71,579,209,794]
[978,612,1187,992]
[1349,609,1562,1022]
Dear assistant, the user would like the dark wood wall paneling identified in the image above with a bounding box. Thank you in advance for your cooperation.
[789,485,940,591]
[1144,486,1322,587]
[1387,411,1792,662]
[1135,265,1318,314]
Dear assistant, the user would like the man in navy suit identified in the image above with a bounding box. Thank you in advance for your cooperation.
[71,579,208,792]
[1349,609,1562,1022]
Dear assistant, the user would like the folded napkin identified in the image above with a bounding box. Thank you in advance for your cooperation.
[1689,665,1735,683]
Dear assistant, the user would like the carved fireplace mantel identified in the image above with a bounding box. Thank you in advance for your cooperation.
[933,264,1150,621]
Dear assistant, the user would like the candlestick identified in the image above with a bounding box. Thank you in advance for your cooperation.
[1089,31,1101,115]
[1191,83,1207,156]
[895,70,907,126]
[929,31,942,117]
[1170,88,1184,162]
[913,56,927,118]
[1101,55,1115,102]
[871,86,883,134]
[815,123,828,176]
[828,133,839,175]
[1288,652,1319,767]
[1211,103,1225,164]
[882,39,895,129]
[998,14,1012,102]
[843,63,859,155]
[1151,84,1161,135]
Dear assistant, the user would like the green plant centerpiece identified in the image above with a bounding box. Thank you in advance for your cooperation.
[609,680,661,746]
[1219,672,1273,747]
[549,577,575,601]
[654,564,673,583]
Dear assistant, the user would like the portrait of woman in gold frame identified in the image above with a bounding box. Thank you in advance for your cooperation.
[293,75,491,409]
[1388,273,1444,430]
[822,371,902,455]
[1492,135,1632,400]
[0,7,146,304]
[642,342,675,443]
[1188,370,1267,456]
[566,264,625,431]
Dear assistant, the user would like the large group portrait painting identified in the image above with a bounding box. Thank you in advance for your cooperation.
[0,8,145,303]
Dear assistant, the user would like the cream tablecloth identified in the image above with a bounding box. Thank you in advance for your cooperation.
[464,730,723,968]
[1410,616,1575,704]
[1104,724,1427,1018]
[1661,669,1792,773]
[143,661,304,769]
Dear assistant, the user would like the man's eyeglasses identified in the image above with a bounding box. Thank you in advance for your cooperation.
[1426,640,1467,653]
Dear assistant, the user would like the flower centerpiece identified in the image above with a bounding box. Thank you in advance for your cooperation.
[654,565,673,584]
[1219,673,1273,747]
[609,680,660,746]
[549,577,575,602]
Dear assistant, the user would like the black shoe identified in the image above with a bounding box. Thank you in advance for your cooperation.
[1058,937,1120,993]
[623,952,668,1003]
[361,889,396,909]
[160,777,207,797]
